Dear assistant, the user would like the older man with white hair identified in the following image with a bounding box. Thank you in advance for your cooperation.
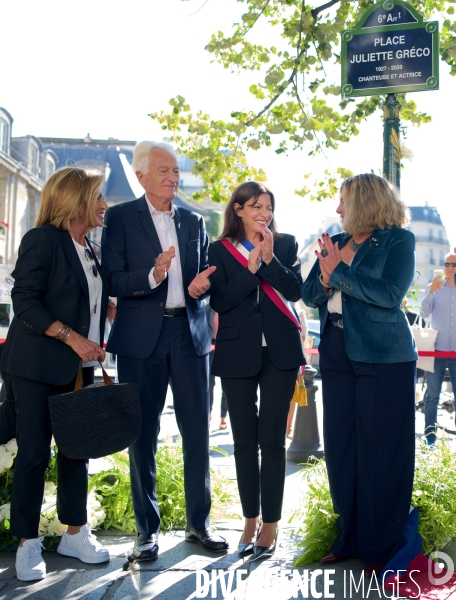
[101,141,228,560]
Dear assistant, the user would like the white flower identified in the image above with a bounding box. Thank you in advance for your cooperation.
[5,439,17,458]
[44,481,57,496]
[87,507,105,529]
[0,503,10,520]
[41,495,57,516]
[38,516,50,536]
[0,451,14,472]
[46,517,67,537]
[94,509,105,523]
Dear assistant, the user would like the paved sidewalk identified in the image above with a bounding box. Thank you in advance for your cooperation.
[0,379,454,599]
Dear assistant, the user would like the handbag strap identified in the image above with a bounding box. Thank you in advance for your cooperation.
[74,360,114,392]
[412,312,429,329]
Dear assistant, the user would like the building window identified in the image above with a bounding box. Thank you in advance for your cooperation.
[440,251,444,266]
[29,145,39,175]
[46,158,55,179]
[429,249,435,265]
[0,120,8,153]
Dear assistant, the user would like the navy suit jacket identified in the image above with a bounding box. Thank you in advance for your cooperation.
[101,196,211,358]
[1,225,108,385]
[302,227,418,363]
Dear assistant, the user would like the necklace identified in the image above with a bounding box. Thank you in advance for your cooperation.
[349,238,364,253]
[71,236,102,315]
[84,246,101,315]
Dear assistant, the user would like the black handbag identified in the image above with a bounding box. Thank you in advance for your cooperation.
[48,362,142,459]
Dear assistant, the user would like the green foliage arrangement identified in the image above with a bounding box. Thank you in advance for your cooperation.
[89,452,137,533]
[412,438,456,555]
[0,439,237,549]
[154,0,456,203]
[292,437,456,566]
[90,443,237,532]
[291,458,338,567]
[0,442,63,551]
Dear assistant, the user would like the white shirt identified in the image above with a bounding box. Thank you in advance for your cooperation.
[72,239,102,367]
[145,196,185,308]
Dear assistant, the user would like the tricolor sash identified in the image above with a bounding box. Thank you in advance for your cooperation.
[220,238,302,332]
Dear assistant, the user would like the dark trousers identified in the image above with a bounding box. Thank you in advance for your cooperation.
[424,358,456,444]
[319,321,416,565]
[0,343,17,444]
[221,347,297,523]
[0,364,16,444]
[118,315,211,534]
[11,368,93,539]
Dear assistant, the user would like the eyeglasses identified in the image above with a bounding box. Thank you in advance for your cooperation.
[84,248,98,277]
[444,263,456,268]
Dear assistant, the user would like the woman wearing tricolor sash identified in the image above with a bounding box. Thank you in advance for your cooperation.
[208,181,305,560]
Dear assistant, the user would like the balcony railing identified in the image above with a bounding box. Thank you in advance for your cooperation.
[414,236,448,246]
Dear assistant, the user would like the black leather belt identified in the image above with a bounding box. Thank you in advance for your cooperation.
[164,307,187,318]
[328,313,343,329]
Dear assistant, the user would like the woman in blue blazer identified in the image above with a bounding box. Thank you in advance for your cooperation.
[209,182,305,559]
[302,174,417,576]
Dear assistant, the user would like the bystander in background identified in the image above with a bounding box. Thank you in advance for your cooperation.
[420,252,456,445]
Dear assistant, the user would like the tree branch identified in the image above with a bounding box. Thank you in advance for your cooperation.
[311,0,340,20]
[244,0,341,127]
[242,0,271,36]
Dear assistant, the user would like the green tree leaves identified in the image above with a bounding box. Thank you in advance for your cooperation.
[153,0,455,202]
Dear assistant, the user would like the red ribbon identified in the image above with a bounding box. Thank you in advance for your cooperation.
[302,349,456,357]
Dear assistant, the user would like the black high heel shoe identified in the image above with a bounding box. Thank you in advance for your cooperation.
[238,521,262,558]
[253,527,279,560]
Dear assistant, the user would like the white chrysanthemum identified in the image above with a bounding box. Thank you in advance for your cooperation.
[44,481,57,496]
[94,509,105,523]
[41,495,57,516]
[38,516,50,536]
[5,439,17,458]
[46,517,66,537]
[0,503,10,520]
[0,451,14,473]
[91,498,101,511]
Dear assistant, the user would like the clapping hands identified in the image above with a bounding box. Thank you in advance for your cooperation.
[315,233,341,286]
[248,228,274,273]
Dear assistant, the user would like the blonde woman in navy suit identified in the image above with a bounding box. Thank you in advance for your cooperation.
[209,182,305,559]
[302,174,417,577]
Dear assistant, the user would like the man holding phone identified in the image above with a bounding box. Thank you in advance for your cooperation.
[420,252,456,444]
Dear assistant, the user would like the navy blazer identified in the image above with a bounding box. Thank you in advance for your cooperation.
[301,227,418,364]
[1,225,108,385]
[101,196,211,358]
[209,235,305,378]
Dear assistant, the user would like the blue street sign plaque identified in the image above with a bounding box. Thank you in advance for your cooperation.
[341,0,439,97]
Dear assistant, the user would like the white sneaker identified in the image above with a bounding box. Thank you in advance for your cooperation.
[16,537,46,581]
[57,525,110,564]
